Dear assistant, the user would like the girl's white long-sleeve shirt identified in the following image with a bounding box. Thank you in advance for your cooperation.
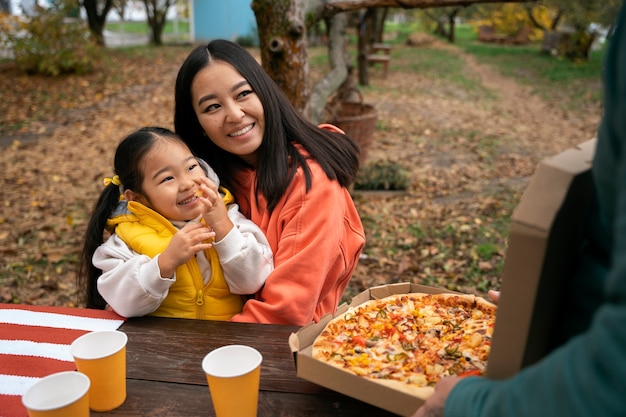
[93,202,273,318]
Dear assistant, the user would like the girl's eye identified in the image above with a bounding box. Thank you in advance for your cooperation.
[189,163,198,172]
[160,176,174,184]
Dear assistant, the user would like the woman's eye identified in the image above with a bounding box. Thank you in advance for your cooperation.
[238,89,253,99]
[204,103,220,113]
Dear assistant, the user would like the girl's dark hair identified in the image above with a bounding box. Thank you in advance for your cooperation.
[77,126,182,309]
[174,39,360,212]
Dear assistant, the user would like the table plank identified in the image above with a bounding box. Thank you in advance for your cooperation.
[119,316,323,394]
[91,379,399,417]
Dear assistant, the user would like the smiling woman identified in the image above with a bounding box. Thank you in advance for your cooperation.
[174,39,366,326]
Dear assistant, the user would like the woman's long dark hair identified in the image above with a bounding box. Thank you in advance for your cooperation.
[77,127,181,309]
[174,39,360,213]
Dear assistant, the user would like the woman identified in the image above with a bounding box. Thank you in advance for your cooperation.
[174,40,365,326]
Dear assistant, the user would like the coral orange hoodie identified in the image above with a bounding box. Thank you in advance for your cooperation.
[229,148,365,326]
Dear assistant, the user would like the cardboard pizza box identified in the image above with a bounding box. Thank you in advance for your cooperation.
[289,138,596,415]
[289,283,456,416]
[487,137,596,378]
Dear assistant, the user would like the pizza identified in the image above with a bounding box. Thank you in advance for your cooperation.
[312,292,496,398]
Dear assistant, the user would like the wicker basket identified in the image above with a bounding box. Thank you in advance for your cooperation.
[326,90,377,162]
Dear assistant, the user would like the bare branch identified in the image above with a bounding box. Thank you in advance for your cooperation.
[309,13,349,124]
[322,0,536,15]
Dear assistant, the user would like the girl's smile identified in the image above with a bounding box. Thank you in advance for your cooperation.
[126,138,207,221]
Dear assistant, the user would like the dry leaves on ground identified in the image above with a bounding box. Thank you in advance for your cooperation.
[0,40,602,307]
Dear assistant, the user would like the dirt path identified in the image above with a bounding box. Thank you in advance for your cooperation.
[460,51,599,154]
[349,40,602,296]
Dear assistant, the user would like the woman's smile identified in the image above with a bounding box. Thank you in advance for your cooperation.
[228,123,255,137]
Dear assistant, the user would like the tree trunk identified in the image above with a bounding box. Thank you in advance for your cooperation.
[309,13,349,124]
[448,8,460,43]
[374,7,388,43]
[253,0,310,115]
[81,0,113,46]
[149,20,164,45]
[357,8,377,86]
[142,0,172,46]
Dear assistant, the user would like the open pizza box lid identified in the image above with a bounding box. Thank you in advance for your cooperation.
[289,139,596,415]
[487,137,596,378]
[289,283,455,416]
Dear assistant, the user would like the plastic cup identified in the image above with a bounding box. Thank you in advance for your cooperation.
[70,330,127,412]
[202,345,263,417]
[21,371,90,417]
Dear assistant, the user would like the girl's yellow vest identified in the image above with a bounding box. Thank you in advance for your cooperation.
[107,194,244,320]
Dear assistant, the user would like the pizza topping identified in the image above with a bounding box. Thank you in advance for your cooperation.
[312,292,496,397]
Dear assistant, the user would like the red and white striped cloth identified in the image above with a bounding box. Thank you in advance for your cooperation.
[0,304,125,417]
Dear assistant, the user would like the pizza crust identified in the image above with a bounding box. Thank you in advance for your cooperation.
[372,378,435,399]
[475,296,497,315]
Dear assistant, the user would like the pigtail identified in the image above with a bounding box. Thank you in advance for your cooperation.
[77,182,123,309]
[77,126,196,308]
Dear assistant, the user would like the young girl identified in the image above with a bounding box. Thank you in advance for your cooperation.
[174,40,365,326]
[78,126,273,320]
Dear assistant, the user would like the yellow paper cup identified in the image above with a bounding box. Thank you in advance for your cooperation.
[70,330,127,412]
[21,371,90,417]
[202,345,263,417]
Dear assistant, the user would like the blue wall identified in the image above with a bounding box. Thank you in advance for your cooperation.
[192,0,257,44]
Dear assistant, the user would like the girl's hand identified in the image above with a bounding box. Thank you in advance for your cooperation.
[194,178,233,242]
[158,221,215,277]
[194,177,221,209]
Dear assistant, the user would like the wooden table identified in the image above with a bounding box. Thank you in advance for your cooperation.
[92,316,399,416]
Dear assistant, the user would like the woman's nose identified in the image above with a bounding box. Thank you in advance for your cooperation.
[225,103,245,122]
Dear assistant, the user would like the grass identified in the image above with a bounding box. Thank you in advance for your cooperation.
[378,21,604,110]
[105,19,190,36]
[453,24,605,110]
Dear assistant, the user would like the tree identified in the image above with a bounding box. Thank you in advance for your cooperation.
[546,0,621,61]
[252,0,537,123]
[111,0,129,21]
[523,0,621,61]
[80,0,114,46]
[356,8,379,88]
[141,0,174,46]
[7,0,100,75]
[422,7,463,42]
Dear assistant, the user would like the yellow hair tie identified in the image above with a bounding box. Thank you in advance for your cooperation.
[103,175,121,187]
